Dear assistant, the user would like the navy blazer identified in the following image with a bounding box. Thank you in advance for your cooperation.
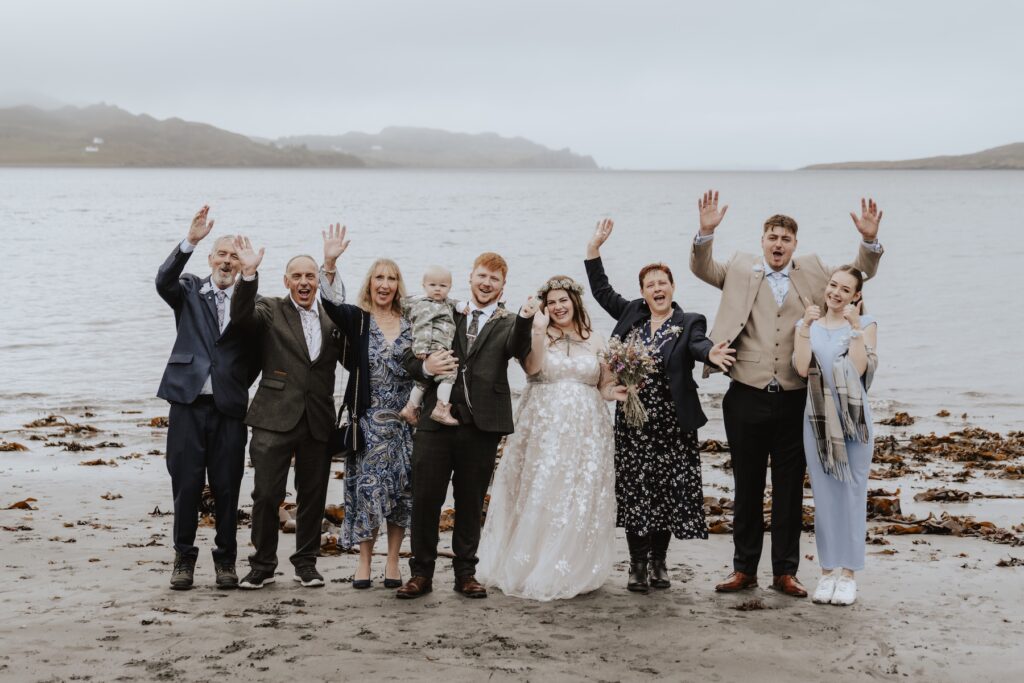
[585,256,714,432]
[155,244,259,419]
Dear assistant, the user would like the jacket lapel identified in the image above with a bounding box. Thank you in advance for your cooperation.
[199,277,221,338]
[662,307,688,368]
[744,264,763,319]
[313,302,333,365]
[453,312,468,358]
[465,311,499,360]
[787,260,815,307]
[282,298,312,363]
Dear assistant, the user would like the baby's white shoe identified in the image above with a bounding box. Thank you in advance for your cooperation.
[812,574,838,604]
[830,576,857,606]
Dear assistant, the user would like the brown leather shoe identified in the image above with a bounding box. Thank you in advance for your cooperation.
[772,574,808,598]
[453,575,488,599]
[714,571,758,592]
[396,576,433,599]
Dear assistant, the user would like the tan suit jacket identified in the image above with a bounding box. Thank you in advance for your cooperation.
[690,238,882,389]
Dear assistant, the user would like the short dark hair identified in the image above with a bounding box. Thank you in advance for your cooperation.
[638,263,674,288]
[763,214,798,235]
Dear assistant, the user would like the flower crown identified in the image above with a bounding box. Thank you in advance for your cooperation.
[537,277,584,299]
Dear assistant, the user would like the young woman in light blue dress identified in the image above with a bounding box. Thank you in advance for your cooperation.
[793,265,878,607]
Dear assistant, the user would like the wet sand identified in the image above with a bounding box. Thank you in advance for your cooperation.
[2,406,1024,682]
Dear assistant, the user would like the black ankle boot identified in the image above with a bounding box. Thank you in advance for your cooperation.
[649,530,671,589]
[626,532,650,593]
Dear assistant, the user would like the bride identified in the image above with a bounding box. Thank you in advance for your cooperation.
[477,275,626,601]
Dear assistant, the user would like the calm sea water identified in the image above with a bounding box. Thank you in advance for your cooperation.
[1,168,1021,434]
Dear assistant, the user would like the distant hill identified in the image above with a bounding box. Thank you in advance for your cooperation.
[0,105,364,167]
[804,142,1024,170]
[277,127,599,169]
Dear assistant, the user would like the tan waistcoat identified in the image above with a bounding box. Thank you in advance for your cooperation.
[732,277,806,389]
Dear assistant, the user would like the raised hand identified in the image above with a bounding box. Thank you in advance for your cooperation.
[707,341,736,372]
[532,306,550,333]
[322,223,350,267]
[187,205,215,245]
[842,303,861,330]
[586,218,614,259]
[801,297,821,327]
[698,190,728,236]
[850,197,883,241]
[520,294,541,319]
[232,235,265,276]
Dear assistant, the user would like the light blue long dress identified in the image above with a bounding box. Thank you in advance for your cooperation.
[802,315,877,572]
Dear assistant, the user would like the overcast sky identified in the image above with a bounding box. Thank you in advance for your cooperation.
[2,0,1021,169]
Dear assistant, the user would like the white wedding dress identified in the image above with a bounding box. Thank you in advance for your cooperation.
[477,338,616,601]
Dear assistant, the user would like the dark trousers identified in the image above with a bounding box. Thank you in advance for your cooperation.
[409,425,501,579]
[166,397,246,563]
[248,415,332,572]
[722,381,807,576]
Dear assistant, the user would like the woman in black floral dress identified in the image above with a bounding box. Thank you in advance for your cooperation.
[585,219,734,593]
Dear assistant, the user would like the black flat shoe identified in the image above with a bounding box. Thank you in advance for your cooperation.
[649,560,671,589]
[627,561,650,593]
[383,576,403,589]
[352,578,373,589]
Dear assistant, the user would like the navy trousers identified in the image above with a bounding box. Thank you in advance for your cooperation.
[166,396,247,563]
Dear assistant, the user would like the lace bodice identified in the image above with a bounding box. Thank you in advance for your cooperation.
[527,338,603,387]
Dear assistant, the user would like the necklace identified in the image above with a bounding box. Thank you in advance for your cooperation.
[650,312,671,325]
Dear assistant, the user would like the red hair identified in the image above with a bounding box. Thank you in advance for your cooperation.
[472,252,508,279]
[638,263,674,288]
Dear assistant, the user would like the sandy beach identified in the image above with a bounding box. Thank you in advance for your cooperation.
[2,404,1023,683]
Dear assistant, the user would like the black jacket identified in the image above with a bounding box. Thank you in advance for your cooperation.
[585,256,714,432]
[155,244,259,418]
[404,308,532,435]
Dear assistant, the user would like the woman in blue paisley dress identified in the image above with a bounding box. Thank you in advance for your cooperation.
[318,227,413,589]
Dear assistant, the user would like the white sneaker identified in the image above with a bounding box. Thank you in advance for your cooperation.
[812,574,838,604]
[831,576,857,606]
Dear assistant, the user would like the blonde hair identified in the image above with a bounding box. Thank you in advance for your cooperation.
[357,258,406,316]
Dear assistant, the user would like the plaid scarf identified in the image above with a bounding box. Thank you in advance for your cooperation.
[806,345,877,483]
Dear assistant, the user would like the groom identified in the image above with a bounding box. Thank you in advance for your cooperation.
[398,252,533,599]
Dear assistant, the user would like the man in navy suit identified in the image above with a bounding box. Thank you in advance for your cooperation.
[156,205,258,590]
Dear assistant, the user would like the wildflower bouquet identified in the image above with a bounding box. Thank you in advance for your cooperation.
[602,329,660,428]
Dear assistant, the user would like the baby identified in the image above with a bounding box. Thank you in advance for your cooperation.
[399,265,464,426]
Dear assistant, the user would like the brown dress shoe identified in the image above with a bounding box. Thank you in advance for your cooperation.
[714,571,758,592]
[772,574,808,598]
[453,575,488,599]
[396,576,433,599]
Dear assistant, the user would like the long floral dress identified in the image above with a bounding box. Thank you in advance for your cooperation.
[340,317,415,548]
[477,337,616,600]
[613,321,706,539]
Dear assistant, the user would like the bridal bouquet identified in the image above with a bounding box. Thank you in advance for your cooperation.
[602,330,660,428]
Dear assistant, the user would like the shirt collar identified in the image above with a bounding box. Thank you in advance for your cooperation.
[763,258,791,278]
[290,296,318,316]
[468,300,499,317]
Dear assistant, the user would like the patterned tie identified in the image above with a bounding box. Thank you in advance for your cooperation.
[767,271,788,307]
[299,307,321,360]
[215,290,227,332]
[466,309,483,352]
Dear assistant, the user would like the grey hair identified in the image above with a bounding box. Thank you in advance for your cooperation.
[285,254,319,272]
[208,234,236,254]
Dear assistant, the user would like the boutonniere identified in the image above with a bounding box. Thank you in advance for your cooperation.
[752,263,764,273]
[199,281,214,295]
[492,307,510,320]
[667,324,684,336]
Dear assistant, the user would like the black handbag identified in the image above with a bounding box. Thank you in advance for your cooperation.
[326,405,355,459]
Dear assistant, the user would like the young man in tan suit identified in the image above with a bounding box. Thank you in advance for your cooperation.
[690,191,883,597]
